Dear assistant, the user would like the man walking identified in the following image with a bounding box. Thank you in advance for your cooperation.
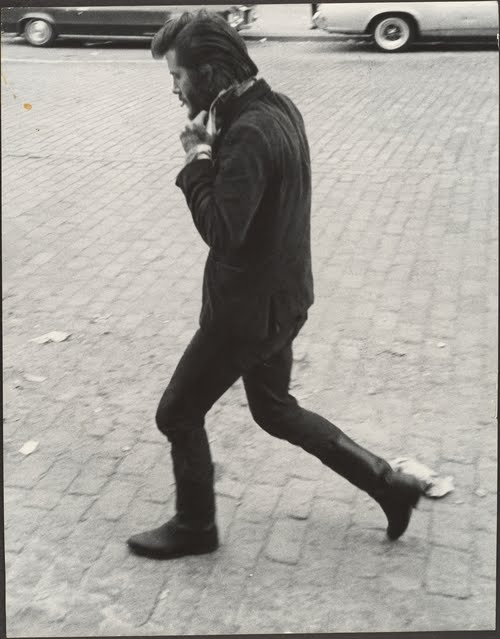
[127,11,424,560]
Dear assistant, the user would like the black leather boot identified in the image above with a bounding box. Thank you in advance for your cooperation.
[127,429,219,559]
[127,515,219,559]
[305,425,425,540]
[372,471,425,540]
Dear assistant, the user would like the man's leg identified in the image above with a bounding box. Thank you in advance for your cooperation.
[243,338,424,540]
[128,328,243,559]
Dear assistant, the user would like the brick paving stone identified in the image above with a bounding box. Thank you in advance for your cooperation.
[37,459,80,492]
[215,476,245,500]
[411,588,496,631]
[36,494,97,544]
[187,562,254,634]
[4,506,48,554]
[477,458,498,494]
[221,520,270,571]
[84,478,139,522]
[100,564,166,628]
[233,558,296,634]
[265,517,309,565]
[274,477,316,519]
[252,444,298,486]
[116,441,164,475]
[4,452,56,490]
[136,464,175,504]
[380,551,427,592]
[471,492,497,534]
[472,529,497,581]
[315,473,357,504]
[425,546,471,599]
[430,501,472,551]
[303,497,351,560]
[323,580,417,633]
[81,540,134,597]
[235,483,281,523]
[290,450,326,481]
[149,556,218,634]
[69,455,119,496]
[350,495,388,534]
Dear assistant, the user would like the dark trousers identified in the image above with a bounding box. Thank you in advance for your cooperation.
[156,319,391,527]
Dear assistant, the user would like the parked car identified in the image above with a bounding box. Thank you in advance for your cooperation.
[0,5,257,47]
[313,1,498,52]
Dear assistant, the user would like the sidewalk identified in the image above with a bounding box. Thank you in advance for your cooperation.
[244,2,333,40]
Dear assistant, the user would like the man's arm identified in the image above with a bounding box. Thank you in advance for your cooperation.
[176,121,271,254]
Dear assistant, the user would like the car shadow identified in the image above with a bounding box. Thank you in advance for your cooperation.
[317,37,498,55]
[2,35,153,50]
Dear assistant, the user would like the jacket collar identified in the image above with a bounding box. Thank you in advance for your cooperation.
[208,78,272,139]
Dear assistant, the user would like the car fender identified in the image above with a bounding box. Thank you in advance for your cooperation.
[314,3,419,35]
[363,4,421,36]
[17,11,58,34]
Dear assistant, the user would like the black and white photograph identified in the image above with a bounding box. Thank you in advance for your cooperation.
[1,1,498,636]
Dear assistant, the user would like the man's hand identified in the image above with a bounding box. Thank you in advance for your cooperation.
[180,110,212,154]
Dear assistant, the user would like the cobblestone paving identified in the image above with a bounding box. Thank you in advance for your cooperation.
[2,38,498,636]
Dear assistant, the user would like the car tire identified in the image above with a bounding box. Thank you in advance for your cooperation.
[23,19,56,47]
[373,15,414,52]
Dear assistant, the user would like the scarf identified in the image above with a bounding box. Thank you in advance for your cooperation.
[206,77,257,140]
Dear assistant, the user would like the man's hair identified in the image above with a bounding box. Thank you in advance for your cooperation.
[151,10,258,83]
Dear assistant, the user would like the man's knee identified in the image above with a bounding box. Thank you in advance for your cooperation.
[248,399,294,438]
[155,390,203,440]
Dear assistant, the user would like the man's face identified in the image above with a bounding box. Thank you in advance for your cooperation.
[166,49,205,120]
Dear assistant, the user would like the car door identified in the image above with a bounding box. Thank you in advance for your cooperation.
[66,6,173,37]
[458,0,498,35]
[414,1,498,37]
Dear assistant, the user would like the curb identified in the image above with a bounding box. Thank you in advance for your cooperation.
[243,33,336,43]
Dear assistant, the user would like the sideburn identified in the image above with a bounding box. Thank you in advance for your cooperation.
[188,66,236,112]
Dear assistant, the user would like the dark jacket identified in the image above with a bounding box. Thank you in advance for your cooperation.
[176,78,314,341]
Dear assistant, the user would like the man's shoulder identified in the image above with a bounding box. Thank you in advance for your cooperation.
[238,90,303,130]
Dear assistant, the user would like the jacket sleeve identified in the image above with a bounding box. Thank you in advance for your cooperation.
[175,121,271,254]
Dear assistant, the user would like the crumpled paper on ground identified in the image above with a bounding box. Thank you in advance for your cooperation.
[390,457,454,498]
[19,440,39,455]
[30,331,70,344]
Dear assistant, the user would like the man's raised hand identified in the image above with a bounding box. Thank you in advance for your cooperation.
[180,110,212,153]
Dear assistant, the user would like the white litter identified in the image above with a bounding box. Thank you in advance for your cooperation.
[24,373,46,382]
[91,314,111,323]
[19,440,39,455]
[30,331,71,344]
[390,456,455,498]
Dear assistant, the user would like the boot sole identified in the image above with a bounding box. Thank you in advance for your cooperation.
[127,539,219,560]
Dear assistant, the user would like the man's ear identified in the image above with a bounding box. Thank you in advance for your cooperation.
[199,64,214,84]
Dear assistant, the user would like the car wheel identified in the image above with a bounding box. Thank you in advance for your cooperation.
[24,19,56,47]
[373,15,413,52]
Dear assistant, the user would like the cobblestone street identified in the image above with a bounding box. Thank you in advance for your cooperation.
[2,26,498,636]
